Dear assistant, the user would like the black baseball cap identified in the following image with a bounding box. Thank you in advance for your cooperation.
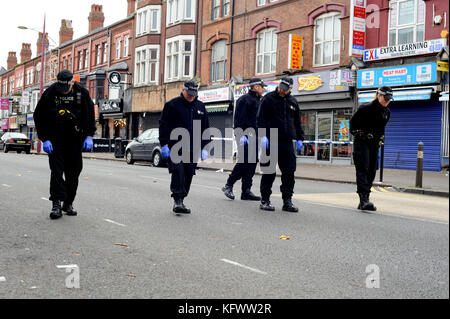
[378,86,394,101]
[184,81,199,97]
[279,77,294,91]
[249,78,267,87]
[56,70,73,94]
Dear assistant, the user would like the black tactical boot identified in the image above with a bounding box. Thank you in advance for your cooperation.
[358,193,376,211]
[49,200,63,220]
[260,200,275,211]
[221,185,235,200]
[282,198,299,213]
[62,203,78,216]
[173,198,191,214]
[241,190,261,201]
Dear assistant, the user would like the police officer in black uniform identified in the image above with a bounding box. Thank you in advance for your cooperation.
[350,86,392,211]
[159,81,210,214]
[34,70,96,220]
[222,78,266,201]
[257,77,304,212]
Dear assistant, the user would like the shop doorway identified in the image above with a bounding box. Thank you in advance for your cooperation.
[316,113,332,162]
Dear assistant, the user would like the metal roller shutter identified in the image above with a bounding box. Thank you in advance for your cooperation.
[384,100,442,171]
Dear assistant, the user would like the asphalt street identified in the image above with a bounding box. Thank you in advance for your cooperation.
[0,152,448,299]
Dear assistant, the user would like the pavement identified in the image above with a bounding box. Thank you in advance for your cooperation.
[31,150,450,197]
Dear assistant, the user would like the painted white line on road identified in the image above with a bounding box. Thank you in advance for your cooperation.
[220,259,267,275]
[41,197,50,201]
[2,184,11,187]
[104,219,126,227]
[0,276,6,282]
[56,264,78,269]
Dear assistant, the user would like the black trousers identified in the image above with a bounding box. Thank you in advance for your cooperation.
[260,140,296,201]
[226,140,258,192]
[168,159,197,200]
[48,139,83,204]
[353,138,379,194]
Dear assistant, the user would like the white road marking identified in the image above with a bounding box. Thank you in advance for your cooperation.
[220,258,267,275]
[56,264,78,269]
[0,276,6,282]
[2,184,11,187]
[104,219,126,227]
[41,197,50,201]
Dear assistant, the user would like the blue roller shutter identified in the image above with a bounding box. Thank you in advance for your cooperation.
[384,100,442,171]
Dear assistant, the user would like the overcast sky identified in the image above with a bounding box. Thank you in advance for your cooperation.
[0,0,128,70]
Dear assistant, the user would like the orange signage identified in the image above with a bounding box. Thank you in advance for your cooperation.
[289,34,303,70]
[297,76,323,91]
[73,74,80,83]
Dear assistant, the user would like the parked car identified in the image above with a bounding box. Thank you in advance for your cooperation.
[0,132,32,154]
[125,128,166,167]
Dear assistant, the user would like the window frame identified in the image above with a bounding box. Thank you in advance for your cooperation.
[167,0,196,26]
[134,44,160,86]
[165,35,195,82]
[211,40,227,83]
[388,0,426,46]
[312,11,341,67]
[255,28,278,75]
[136,5,161,36]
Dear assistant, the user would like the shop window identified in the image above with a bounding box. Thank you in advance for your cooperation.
[332,109,352,158]
[298,111,316,157]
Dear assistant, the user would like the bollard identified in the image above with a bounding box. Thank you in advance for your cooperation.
[415,142,424,188]
[379,142,384,182]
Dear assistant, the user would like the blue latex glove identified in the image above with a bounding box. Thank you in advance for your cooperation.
[295,140,303,152]
[239,135,248,146]
[83,136,93,151]
[260,136,269,150]
[161,145,170,159]
[201,150,208,161]
[43,140,53,154]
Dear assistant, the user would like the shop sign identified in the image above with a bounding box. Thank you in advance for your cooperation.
[357,62,437,88]
[17,114,27,125]
[363,39,447,62]
[437,61,449,72]
[292,69,351,96]
[9,116,18,129]
[1,98,9,111]
[233,80,280,100]
[27,114,35,127]
[349,0,366,57]
[198,87,230,103]
[99,100,121,114]
[0,118,9,130]
[21,91,30,105]
[288,34,303,70]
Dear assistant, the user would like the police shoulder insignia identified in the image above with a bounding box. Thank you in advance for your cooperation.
[197,110,204,115]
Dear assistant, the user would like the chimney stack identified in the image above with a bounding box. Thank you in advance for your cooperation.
[88,4,105,33]
[7,52,17,70]
[127,0,136,17]
[36,32,49,56]
[20,43,32,63]
[59,19,74,46]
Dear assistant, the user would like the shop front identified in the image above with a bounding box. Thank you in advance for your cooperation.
[17,114,27,135]
[8,116,18,132]
[1,118,9,133]
[357,62,444,171]
[290,69,354,165]
[26,113,37,150]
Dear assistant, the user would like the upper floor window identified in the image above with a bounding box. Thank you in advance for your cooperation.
[135,45,160,86]
[257,0,278,6]
[212,0,231,20]
[211,40,227,82]
[116,38,122,60]
[167,0,195,26]
[124,35,130,57]
[83,49,88,69]
[313,12,340,66]
[165,35,195,82]
[136,5,161,36]
[96,45,101,65]
[102,42,108,64]
[78,51,82,70]
[256,28,277,75]
[389,0,425,45]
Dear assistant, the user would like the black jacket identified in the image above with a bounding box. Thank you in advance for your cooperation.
[257,89,304,142]
[33,82,96,142]
[159,94,210,151]
[233,89,261,131]
[350,98,391,141]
